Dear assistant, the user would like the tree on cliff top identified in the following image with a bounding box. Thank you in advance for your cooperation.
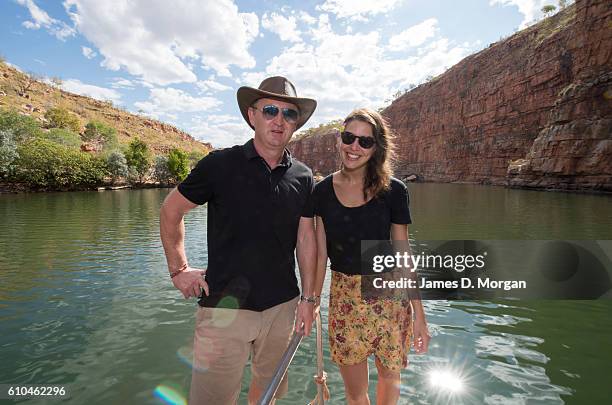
[16,71,41,96]
[541,5,556,17]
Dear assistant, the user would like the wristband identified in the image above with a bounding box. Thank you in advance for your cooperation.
[169,263,188,278]
[300,295,319,304]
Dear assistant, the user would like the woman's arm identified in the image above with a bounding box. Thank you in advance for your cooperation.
[314,216,329,303]
[391,223,430,354]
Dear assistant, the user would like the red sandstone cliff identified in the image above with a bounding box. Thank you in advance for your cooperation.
[289,0,611,192]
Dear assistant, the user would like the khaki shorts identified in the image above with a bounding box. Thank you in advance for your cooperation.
[189,297,298,405]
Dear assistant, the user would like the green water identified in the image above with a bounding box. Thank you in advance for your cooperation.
[0,184,610,404]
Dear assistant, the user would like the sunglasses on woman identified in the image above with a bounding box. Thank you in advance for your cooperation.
[340,131,376,149]
[252,104,299,124]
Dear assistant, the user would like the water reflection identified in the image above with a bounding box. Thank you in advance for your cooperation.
[0,186,610,404]
[428,368,465,393]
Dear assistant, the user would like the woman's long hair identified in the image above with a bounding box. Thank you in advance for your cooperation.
[343,108,396,200]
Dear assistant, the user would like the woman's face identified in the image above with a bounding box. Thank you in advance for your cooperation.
[339,119,377,171]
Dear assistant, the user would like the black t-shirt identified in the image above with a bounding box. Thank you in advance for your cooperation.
[177,139,313,311]
[304,175,411,275]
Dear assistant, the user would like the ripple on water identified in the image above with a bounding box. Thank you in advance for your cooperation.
[2,188,610,403]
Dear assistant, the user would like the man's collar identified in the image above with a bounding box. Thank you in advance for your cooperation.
[242,138,292,167]
[242,138,259,160]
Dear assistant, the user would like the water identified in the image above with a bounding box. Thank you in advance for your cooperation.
[0,184,610,404]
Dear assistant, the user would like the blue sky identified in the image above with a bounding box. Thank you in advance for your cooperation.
[1,0,564,147]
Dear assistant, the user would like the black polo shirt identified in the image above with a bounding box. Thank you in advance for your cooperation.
[177,139,314,311]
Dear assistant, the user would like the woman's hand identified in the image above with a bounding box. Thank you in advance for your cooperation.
[412,315,430,354]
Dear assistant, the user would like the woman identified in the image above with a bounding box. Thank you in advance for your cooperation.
[310,108,429,405]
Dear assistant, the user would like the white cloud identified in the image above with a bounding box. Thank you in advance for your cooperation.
[388,18,438,51]
[134,88,222,119]
[489,0,561,29]
[261,13,301,43]
[244,13,474,133]
[298,11,317,25]
[109,78,135,89]
[241,72,268,88]
[196,79,232,93]
[63,0,259,85]
[61,79,122,103]
[81,46,96,59]
[317,0,403,21]
[188,115,249,148]
[16,0,75,40]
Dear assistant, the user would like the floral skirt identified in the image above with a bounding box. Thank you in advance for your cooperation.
[328,271,413,372]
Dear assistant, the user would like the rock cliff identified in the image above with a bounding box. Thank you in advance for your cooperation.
[289,0,611,192]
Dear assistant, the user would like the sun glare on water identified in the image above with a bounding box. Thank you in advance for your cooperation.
[428,368,465,393]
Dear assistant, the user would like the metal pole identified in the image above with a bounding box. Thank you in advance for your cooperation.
[257,331,304,405]
[315,312,325,405]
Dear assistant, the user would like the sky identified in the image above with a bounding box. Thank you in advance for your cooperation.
[0,0,565,148]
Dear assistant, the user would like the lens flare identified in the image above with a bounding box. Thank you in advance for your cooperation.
[217,295,239,310]
[153,385,186,405]
[176,345,194,369]
[428,368,465,393]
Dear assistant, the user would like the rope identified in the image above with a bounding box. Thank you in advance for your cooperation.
[308,311,330,405]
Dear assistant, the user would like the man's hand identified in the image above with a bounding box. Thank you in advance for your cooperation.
[295,301,315,336]
[172,267,208,299]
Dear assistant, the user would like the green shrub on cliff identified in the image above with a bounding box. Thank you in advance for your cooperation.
[43,128,82,149]
[44,107,81,133]
[168,148,189,182]
[294,119,343,140]
[0,109,42,143]
[83,120,118,148]
[14,138,107,188]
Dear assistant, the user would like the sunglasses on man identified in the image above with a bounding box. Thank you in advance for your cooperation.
[340,131,377,149]
[251,104,299,124]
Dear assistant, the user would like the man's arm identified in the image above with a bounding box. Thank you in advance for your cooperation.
[391,223,430,354]
[295,215,317,336]
[160,188,208,299]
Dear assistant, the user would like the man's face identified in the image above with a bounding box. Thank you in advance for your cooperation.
[248,98,299,150]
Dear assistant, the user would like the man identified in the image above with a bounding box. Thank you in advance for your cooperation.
[159,76,318,405]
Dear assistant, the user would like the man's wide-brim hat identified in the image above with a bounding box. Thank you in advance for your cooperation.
[237,76,317,130]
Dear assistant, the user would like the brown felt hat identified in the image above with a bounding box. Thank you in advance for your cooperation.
[237,76,317,130]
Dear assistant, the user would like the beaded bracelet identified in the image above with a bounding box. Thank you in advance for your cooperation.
[300,295,319,304]
[169,263,188,278]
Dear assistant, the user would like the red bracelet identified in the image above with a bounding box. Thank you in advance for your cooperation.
[170,263,188,278]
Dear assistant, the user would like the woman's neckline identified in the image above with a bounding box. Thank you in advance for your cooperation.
[330,172,375,209]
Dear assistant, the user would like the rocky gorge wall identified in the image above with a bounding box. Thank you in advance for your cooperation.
[289,0,611,192]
